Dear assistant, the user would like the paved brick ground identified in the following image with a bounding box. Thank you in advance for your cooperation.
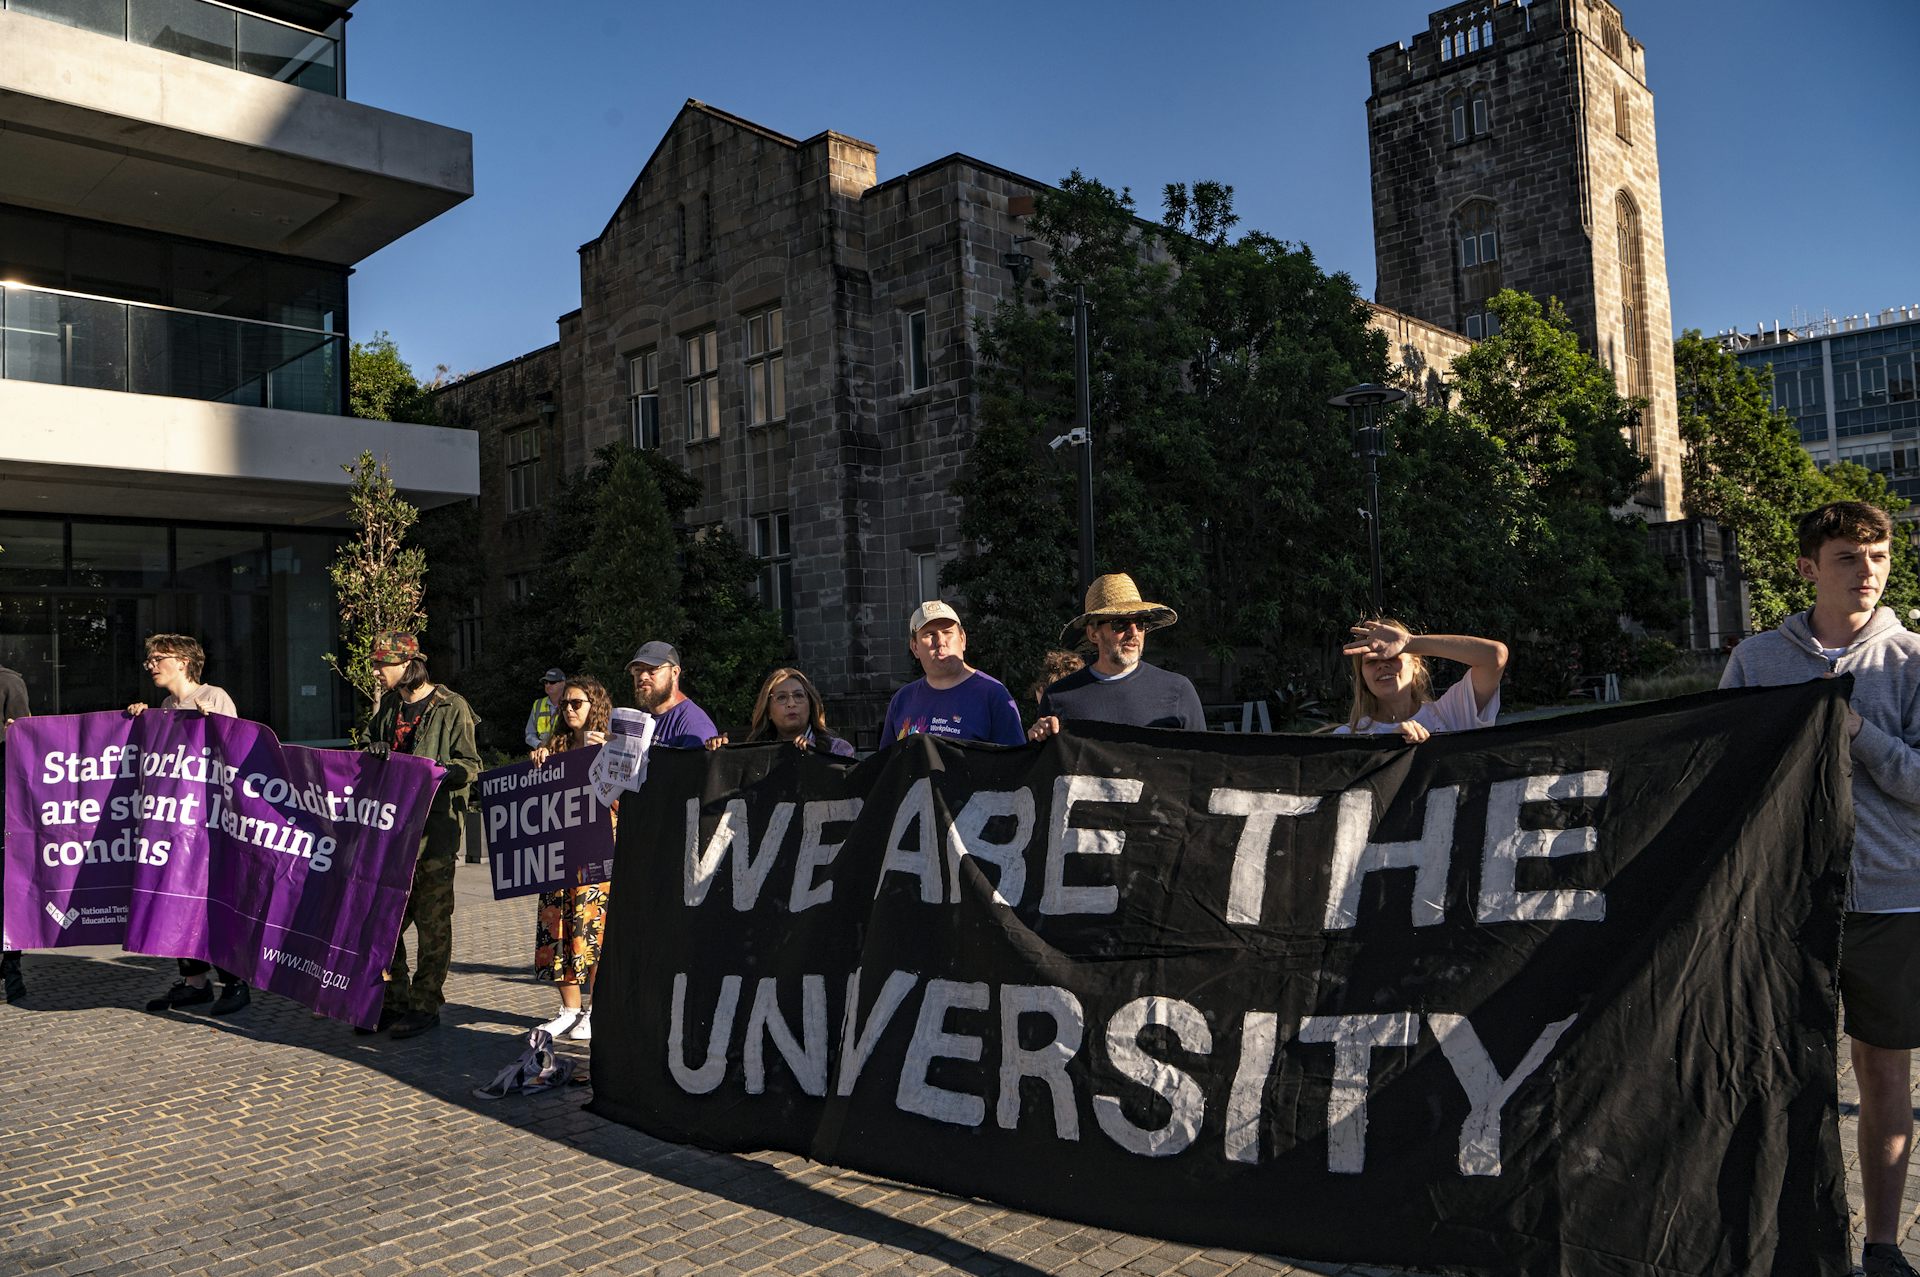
[0,862,1911,1276]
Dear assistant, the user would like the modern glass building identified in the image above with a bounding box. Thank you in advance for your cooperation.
[1724,305,1920,508]
[0,0,477,739]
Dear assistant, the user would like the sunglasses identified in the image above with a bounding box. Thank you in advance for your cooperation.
[1101,617,1149,633]
[560,698,591,709]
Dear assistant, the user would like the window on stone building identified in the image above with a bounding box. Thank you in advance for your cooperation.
[1615,192,1650,434]
[683,329,720,440]
[906,309,930,392]
[1457,220,1496,267]
[1482,20,1493,47]
[1614,87,1632,142]
[753,512,793,634]
[506,573,532,605]
[744,306,785,425]
[505,425,541,514]
[628,348,660,450]
[1449,94,1467,144]
[455,594,483,670]
[1601,15,1624,60]
[1464,311,1502,341]
[676,204,687,260]
[1472,91,1488,136]
[915,551,943,604]
[1448,91,1489,144]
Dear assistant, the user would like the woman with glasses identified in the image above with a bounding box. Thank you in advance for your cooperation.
[704,667,855,756]
[527,675,615,1041]
[128,634,250,1017]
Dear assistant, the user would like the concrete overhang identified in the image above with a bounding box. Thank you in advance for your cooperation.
[0,379,478,526]
[0,8,472,265]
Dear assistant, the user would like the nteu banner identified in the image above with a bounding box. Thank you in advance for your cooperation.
[3,709,444,1027]
[589,681,1854,1277]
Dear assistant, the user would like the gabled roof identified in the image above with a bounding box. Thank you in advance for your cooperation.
[587,100,876,249]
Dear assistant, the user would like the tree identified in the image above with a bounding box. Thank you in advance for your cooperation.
[1677,330,1920,630]
[568,445,684,689]
[325,451,426,739]
[349,332,440,426]
[949,175,1389,704]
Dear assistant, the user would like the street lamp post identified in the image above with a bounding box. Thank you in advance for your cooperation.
[1328,383,1408,616]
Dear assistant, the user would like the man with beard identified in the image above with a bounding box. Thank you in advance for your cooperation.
[1028,573,1206,739]
[626,641,717,747]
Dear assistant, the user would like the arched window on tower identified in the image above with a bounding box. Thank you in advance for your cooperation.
[1615,191,1650,448]
[1448,92,1467,143]
[1601,14,1625,61]
[1613,87,1632,142]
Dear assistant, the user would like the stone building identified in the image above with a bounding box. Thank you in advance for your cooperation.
[1367,0,1683,523]
[438,102,1046,741]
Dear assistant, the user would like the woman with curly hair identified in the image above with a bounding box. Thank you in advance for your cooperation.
[527,674,614,1041]
[704,667,855,756]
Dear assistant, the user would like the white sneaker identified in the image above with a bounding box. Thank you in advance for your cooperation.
[535,1008,580,1037]
[565,1008,592,1041]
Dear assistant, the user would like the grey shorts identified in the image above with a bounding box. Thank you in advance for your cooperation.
[1842,912,1920,1049]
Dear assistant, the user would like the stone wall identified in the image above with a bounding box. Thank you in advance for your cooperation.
[1368,0,1682,521]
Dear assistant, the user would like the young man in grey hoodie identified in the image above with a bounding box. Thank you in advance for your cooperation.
[1722,500,1920,1277]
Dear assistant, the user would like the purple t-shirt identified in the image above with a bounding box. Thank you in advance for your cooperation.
[652,698,718,750]
[883,671,1024,746]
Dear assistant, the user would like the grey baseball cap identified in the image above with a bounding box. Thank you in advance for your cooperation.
[626,641,681,669]
[541,667,566,684]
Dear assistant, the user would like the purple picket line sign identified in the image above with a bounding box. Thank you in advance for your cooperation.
[478,744,614,900]
[3,710,444,1028]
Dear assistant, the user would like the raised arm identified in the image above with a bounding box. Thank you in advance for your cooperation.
[1406,634,1509,711]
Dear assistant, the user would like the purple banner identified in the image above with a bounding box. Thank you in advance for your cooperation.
[2,710,444,1028]
[479,746,613,900]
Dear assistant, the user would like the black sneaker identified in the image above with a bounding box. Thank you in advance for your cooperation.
[145,980,214,1012]
[210,982,251,1016]
[1865,1244,1920,1276]
[388,1009,441,1039]
[353,1006,404,1036]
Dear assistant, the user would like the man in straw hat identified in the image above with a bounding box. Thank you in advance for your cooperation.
[1029,573,1206,739]
[883,601,1025,746]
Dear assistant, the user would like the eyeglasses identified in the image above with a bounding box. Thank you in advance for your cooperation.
[1101,617,1149,633]
[560,698,591,709]
[770,691,809,705]
[143,654,181,668]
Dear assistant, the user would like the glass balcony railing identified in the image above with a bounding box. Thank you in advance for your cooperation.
[5,0,340,96]
[0,282,344,415]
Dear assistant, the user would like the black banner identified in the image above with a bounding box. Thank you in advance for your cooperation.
[590,681,1853,1277]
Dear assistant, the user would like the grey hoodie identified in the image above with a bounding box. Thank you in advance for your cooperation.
[1721,606,1920,911]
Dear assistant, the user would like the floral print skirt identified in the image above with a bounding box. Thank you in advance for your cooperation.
[534,881,609,985]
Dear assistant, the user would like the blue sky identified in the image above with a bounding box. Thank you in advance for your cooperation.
[346,0,1920,379]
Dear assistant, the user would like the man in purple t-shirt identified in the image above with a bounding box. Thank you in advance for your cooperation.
[882,602,1025,746]
[627,641,719,747]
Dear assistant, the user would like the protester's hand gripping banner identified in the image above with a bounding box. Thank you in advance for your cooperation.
[589,681,1854,1277]
[3,710,444,1027]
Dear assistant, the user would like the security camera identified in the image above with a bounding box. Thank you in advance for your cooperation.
[1049,428,1089,451]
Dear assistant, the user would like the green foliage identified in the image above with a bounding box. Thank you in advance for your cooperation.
[1676,330,1919,629]
[348,332,440,426]
[461,445,785,750]
[953,180,1674,709]
[325,451,426,740]
[568,446,683,689]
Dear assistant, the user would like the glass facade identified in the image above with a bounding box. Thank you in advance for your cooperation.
[1737,317,1920,503]
[4,0,342,95]
[0,514,352,742]
[0,204,347,414]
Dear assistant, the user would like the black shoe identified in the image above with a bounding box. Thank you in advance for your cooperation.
[1865,1244,1920,1276]
[388,1009,440,1039]
[145,980,214,1012]
[210,982,251,1016]
[353,1005,404,1036]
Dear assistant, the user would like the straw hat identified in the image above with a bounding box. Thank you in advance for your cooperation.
[1060,573,1178,644]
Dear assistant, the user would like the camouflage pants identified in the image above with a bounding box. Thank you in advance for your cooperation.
[385,822,458,1013]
